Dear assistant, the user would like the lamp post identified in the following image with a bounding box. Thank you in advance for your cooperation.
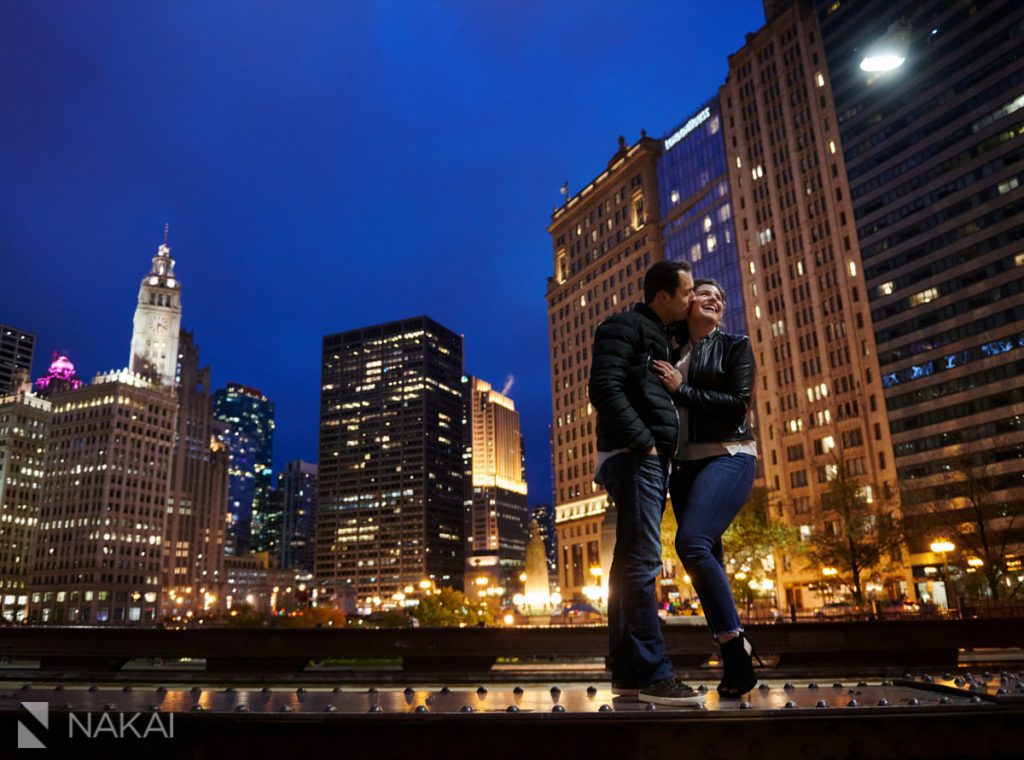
[930,540,956,614]
[859,1,922,73]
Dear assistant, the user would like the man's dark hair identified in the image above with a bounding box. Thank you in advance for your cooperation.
[643,260,692,304]
[693,277,726,306]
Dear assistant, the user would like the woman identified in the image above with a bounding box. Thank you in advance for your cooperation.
[651,278,760,698]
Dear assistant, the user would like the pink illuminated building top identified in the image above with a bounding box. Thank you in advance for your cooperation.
[34,352,84,393]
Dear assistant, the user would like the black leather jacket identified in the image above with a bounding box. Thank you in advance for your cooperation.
[671,329,755,444]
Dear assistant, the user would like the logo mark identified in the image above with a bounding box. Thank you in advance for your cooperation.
[18,701,48,749]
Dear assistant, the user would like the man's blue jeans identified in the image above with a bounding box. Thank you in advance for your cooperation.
[669,453,756,637]
[599,452,674,688]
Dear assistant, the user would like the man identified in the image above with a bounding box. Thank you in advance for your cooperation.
[589,260,703,705]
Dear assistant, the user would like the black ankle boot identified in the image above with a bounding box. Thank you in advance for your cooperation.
[718,631,761,698]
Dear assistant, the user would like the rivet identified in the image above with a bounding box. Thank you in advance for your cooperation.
[832,681,843,688]
[808,682,819,689]
[440,687,450,695]
[784,700,798,709]
[415,705,428,713]
[954,677,966,687]
[19,685,31,691]
[223,687,235,694]
[847,699,860,707]
[506,705,519,713]
[404,687,415,696]
[982,672,993,680]
[235,705,249,712]
[598,704,613,712]
[970,696,983,704]
[426,696,435,705]
[333,687,342,693]
[759,683,770,691]
[459,705,473,713]
[997,687,1009,695]
[513,686,524,696]
[939,697,951,704]
[122,686,133,693]
[156,686,167,693]
[942,673,953,680]
[646,702,657,710]
[550,686,560,697]
[369,704,384,713]
[103,703,117,711]
[815,700,828,708]
[907,698,920,706]
[697,684,708,694]
[552,705,565,712]
[783,682,795,690]
[53,685,65,691]
[922,675,934,683]
[191,704,204,712]
[324,705,338,713]
[876,698,889,706]
[279,705,293,713]
[191,686,202,694]
[369,687,379,694]
[261,687,272,695]
[857,681,869,687]
[88,685,98,692]
[587,686,598,697]
[739,701,752,709]
[881,681,894,687]
[297,687,306,695]
[477,687,487,696]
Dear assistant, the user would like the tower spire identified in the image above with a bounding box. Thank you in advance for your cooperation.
[163,222,169,246]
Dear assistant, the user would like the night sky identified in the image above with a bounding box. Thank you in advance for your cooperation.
[2,1,765,507]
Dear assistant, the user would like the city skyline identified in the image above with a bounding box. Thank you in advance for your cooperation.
[0,0,768,508]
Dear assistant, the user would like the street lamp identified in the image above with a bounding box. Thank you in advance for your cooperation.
[930,539,956,612]
[860,18,912,72]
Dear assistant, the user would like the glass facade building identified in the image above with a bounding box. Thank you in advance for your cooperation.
[0,325,34,395]
[212,383,275,556]
[658,97,747,336]
[277,460,317,573]
[817,0,1024,566]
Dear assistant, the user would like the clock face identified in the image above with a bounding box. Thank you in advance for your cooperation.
[148,314,169,334]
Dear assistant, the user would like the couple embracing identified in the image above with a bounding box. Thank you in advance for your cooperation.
[590,260,760,706]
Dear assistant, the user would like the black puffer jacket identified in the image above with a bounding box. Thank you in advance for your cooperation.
[589,303,679,454]
[671,329,755,443]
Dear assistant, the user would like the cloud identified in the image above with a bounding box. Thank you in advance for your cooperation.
[501,373,515,396]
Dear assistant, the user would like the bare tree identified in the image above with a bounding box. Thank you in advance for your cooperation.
[805,456,906,605]
[908,444,1024,601]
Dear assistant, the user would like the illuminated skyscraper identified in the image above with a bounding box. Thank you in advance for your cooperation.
[546,134,664,599]
[0,325,35,394]
[816,0,1024,585]
[0,386,49,621]
[720,0,908,608]
[28,372,177,624]
[462,376,529,590]
[212,383,275,556]
[317,317,465,604]
[129,234,182,387]
[163,331,230,618]
[278,460,318,573]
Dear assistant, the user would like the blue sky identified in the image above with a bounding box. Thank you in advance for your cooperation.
[1,0,765,506]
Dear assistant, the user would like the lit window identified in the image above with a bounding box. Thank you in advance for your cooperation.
[754,304,762,319]
[816,72,825,88]
[706,234,717,253]
[735,156,742,168]
[828,140,836,154]
[671,189,680,203]
[998,178,1019,195]
[703,215,713,232]
[848,260,857,277]
[878,281,894,296]
[909,287,939,307]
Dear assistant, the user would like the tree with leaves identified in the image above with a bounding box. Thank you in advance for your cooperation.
[804,456,906,605]
[413,587,500,627]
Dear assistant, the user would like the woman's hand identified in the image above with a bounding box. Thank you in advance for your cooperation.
[651,359,682,393]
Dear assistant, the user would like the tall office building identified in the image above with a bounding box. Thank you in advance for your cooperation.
[816,0,1024,578]
[462,376,529,590]
[531,504,558,580]
[129,237,182,388]
[278,460,317,573]
[28,372,177,624]
[0,387,49,621]
[212,383,275,556]
[658,97,749,336]
[317,317,465,604]
[163,331,230,617]
[546,134,664,599]
[720,0,907,609]
[0,325,35,394]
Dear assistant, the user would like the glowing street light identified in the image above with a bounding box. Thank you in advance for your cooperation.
[930,539,956,611]
[860,19,911,72]
[822,566,838,577]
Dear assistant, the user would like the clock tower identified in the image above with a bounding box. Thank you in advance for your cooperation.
[129,233,182,387]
